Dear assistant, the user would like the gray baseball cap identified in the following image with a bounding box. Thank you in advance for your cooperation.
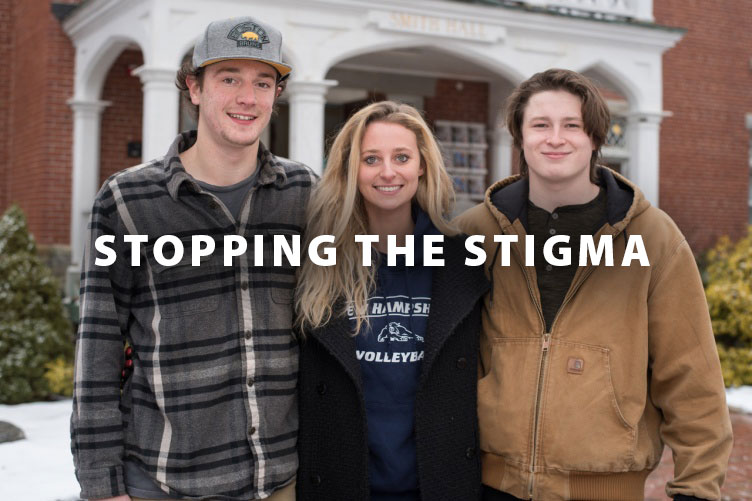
[193,16,292,78]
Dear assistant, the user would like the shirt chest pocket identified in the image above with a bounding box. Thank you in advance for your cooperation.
[149,253,220,318]
[257,229,300,305]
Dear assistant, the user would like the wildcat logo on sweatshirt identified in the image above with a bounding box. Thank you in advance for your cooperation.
[377,322,424,343]
[351,295,429,365]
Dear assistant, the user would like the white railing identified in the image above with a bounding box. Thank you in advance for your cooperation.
[522,0,653,22]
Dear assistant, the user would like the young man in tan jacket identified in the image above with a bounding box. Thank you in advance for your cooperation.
[456,69,732,501]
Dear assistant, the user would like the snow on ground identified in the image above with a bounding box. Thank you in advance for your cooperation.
[1,388,751,501]
[726,385,752,414]
[0,399,79,501]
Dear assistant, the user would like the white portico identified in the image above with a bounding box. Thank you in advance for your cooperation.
[62,0,682,283]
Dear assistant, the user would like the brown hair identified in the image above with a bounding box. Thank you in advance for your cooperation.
[175,56,204,120]
[174,52,288,120]
[505,68,610,182]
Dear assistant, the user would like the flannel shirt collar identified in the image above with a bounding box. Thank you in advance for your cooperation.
[165,130,289,201]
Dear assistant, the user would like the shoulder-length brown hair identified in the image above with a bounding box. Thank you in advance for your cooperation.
[505,68,611,182]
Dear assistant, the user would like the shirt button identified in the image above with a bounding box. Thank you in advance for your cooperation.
[248,425,256,436]
[456,357,467,369]
[546,264,553,272]
[551,213,559,220]
[317,382,327,395]
[241,282,249,290]
[244,330,252,340]
[247,377,254,387]
[465,447,476,459]
[310,474,322,486]
[549,228,556,235]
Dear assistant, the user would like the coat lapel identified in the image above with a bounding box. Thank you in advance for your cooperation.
[309,307,363,391]
[421,235,489,384]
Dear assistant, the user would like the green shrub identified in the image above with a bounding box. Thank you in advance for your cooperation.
[716,345,752,388]
[44,356,74,396]
[0,205,73,403]
[704,226,752,387]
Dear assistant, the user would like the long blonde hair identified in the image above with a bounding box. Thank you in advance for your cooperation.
[296,101,457,333]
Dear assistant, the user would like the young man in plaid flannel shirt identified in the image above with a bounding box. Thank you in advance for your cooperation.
[71,16,316,501]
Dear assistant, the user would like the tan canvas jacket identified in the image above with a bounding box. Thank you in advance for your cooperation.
[455,168,732,501]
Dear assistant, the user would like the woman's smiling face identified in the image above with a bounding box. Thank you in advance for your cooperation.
[357,121,424,221]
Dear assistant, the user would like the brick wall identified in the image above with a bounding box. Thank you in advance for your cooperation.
[655,0,752,252]
[424,78,489,124]
[0,0,12,213]
[4,0,77,245]
[99,49,144,185]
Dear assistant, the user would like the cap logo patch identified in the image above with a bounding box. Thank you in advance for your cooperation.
[227,22,269,49]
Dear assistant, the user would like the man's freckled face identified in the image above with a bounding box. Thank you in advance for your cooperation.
[188,59,278,151]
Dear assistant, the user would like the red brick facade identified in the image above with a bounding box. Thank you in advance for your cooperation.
[424,79,489,125]
[0,0,12,213]
[3,0,77,245]
[99,50,144,186]
[655,0,752,251]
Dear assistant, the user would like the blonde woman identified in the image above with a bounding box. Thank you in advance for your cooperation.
[295,101,488,501]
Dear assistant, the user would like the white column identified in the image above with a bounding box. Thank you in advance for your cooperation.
[286,79,338,174]
[132,65,180,162]
[634,0,655,23]
[626,111,664,207]
[490,125,513,183]
[66,99,111,295]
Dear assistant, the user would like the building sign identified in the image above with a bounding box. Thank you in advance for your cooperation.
[369,10,506,43]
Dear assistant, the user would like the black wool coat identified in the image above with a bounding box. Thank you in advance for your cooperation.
[296,236,489,501]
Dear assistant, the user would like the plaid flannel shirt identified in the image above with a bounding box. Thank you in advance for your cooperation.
[71,131,316,500]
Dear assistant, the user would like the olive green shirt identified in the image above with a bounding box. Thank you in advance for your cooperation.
[527,187,607,331]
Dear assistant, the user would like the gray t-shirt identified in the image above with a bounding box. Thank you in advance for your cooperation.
[197,169,259,221]
[125,460,177,499]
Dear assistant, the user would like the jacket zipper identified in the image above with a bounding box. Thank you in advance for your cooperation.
[508,240,547,499]
[528,332,550,498]
[497,219,616,498]
[526,263,599,499]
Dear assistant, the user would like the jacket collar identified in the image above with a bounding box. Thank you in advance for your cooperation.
[486,167,645,233]
[164,131,289,201]
[307,307,363,393]
[308,235,489,390]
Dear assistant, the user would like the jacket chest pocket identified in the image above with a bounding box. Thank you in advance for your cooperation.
[149,253,219,318]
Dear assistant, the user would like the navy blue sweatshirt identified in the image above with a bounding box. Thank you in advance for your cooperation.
[349,209,438,501]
